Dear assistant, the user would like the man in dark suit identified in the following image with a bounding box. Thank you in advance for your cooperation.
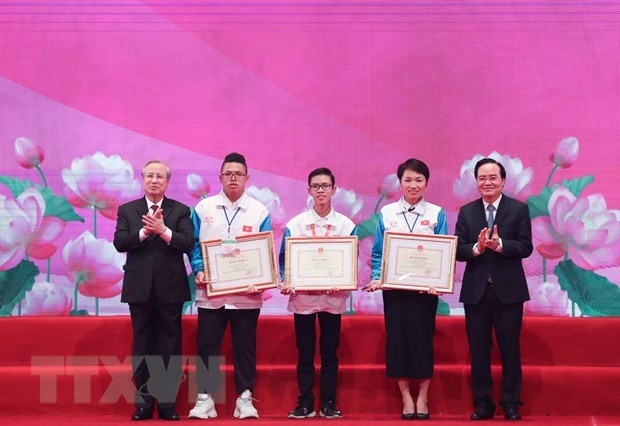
[114,159,193,421]
[455,158,533,422]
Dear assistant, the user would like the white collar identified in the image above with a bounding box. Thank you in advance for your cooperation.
[483,194,502,211]
[145,196,161,210]
[305,207,335,226]
[216,191,248,210]
[400,197,426,215]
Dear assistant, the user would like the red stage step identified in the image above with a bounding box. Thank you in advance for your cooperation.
[1,316,618,417]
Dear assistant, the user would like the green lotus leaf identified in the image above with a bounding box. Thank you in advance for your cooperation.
[183,272,196,314]
[555,259,620,316]
[357,214,378,240]
[437,298,450,316]
[0,175,31,196]
[526,187,554,219]
[0,175,84,222]
[38,186,85,223]
[0,260,39,316]
[561,175,594,197]
[526,176,594,220]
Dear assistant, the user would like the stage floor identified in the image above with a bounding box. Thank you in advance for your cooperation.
[1,315,619,418]
[3,414,620,425]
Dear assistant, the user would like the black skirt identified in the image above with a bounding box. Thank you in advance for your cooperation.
[382,289,438,379]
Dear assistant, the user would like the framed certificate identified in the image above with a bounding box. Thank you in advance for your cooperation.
[380,232,457,294]
[201,231,279,296]
[285,236,358,291]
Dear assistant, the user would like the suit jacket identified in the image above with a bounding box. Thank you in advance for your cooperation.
[114,196,194,304]
[456,194,533,305]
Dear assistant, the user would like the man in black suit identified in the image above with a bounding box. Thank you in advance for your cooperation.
[455,158,533,421]
[114,159,193,421]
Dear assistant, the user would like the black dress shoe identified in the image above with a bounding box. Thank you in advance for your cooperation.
[158,409,180,421]
[470,407,495,420]
[132,408,153,421]
[504,407,522,421]
[401,412,415,420]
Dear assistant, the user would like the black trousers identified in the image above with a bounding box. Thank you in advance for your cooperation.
[129,290,183,412]
[196,307,260,395]
[464,286,524,410]
[294,312,341,408]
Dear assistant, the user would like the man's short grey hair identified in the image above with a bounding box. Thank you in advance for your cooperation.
[141,160,171,179]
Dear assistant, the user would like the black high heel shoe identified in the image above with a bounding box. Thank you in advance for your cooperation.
[402,402,416,420]
[415,402,430,420]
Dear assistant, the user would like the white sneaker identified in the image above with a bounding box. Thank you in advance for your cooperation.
[188,393,218,419]
[233,390,259,419]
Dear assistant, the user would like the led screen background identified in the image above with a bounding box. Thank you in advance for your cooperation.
[1,1,619,316]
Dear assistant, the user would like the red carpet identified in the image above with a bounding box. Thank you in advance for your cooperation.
[3,414,620,425]
[1,315,619,421]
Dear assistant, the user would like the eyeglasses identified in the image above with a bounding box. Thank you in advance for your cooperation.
[309,183,333,191]
[221,172,247,180]
[143,173,167,181]
[477,176,501,183]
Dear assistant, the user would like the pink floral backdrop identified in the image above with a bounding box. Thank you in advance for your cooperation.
[1,1,619,317]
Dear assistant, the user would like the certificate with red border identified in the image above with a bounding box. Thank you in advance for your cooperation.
[380,232,457,294]
[201,231,278,296]
[284,236,358,291]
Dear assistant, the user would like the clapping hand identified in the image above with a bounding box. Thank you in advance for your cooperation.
[484,225,500,251]
[142,207,166,235]
[477,225,500,253]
